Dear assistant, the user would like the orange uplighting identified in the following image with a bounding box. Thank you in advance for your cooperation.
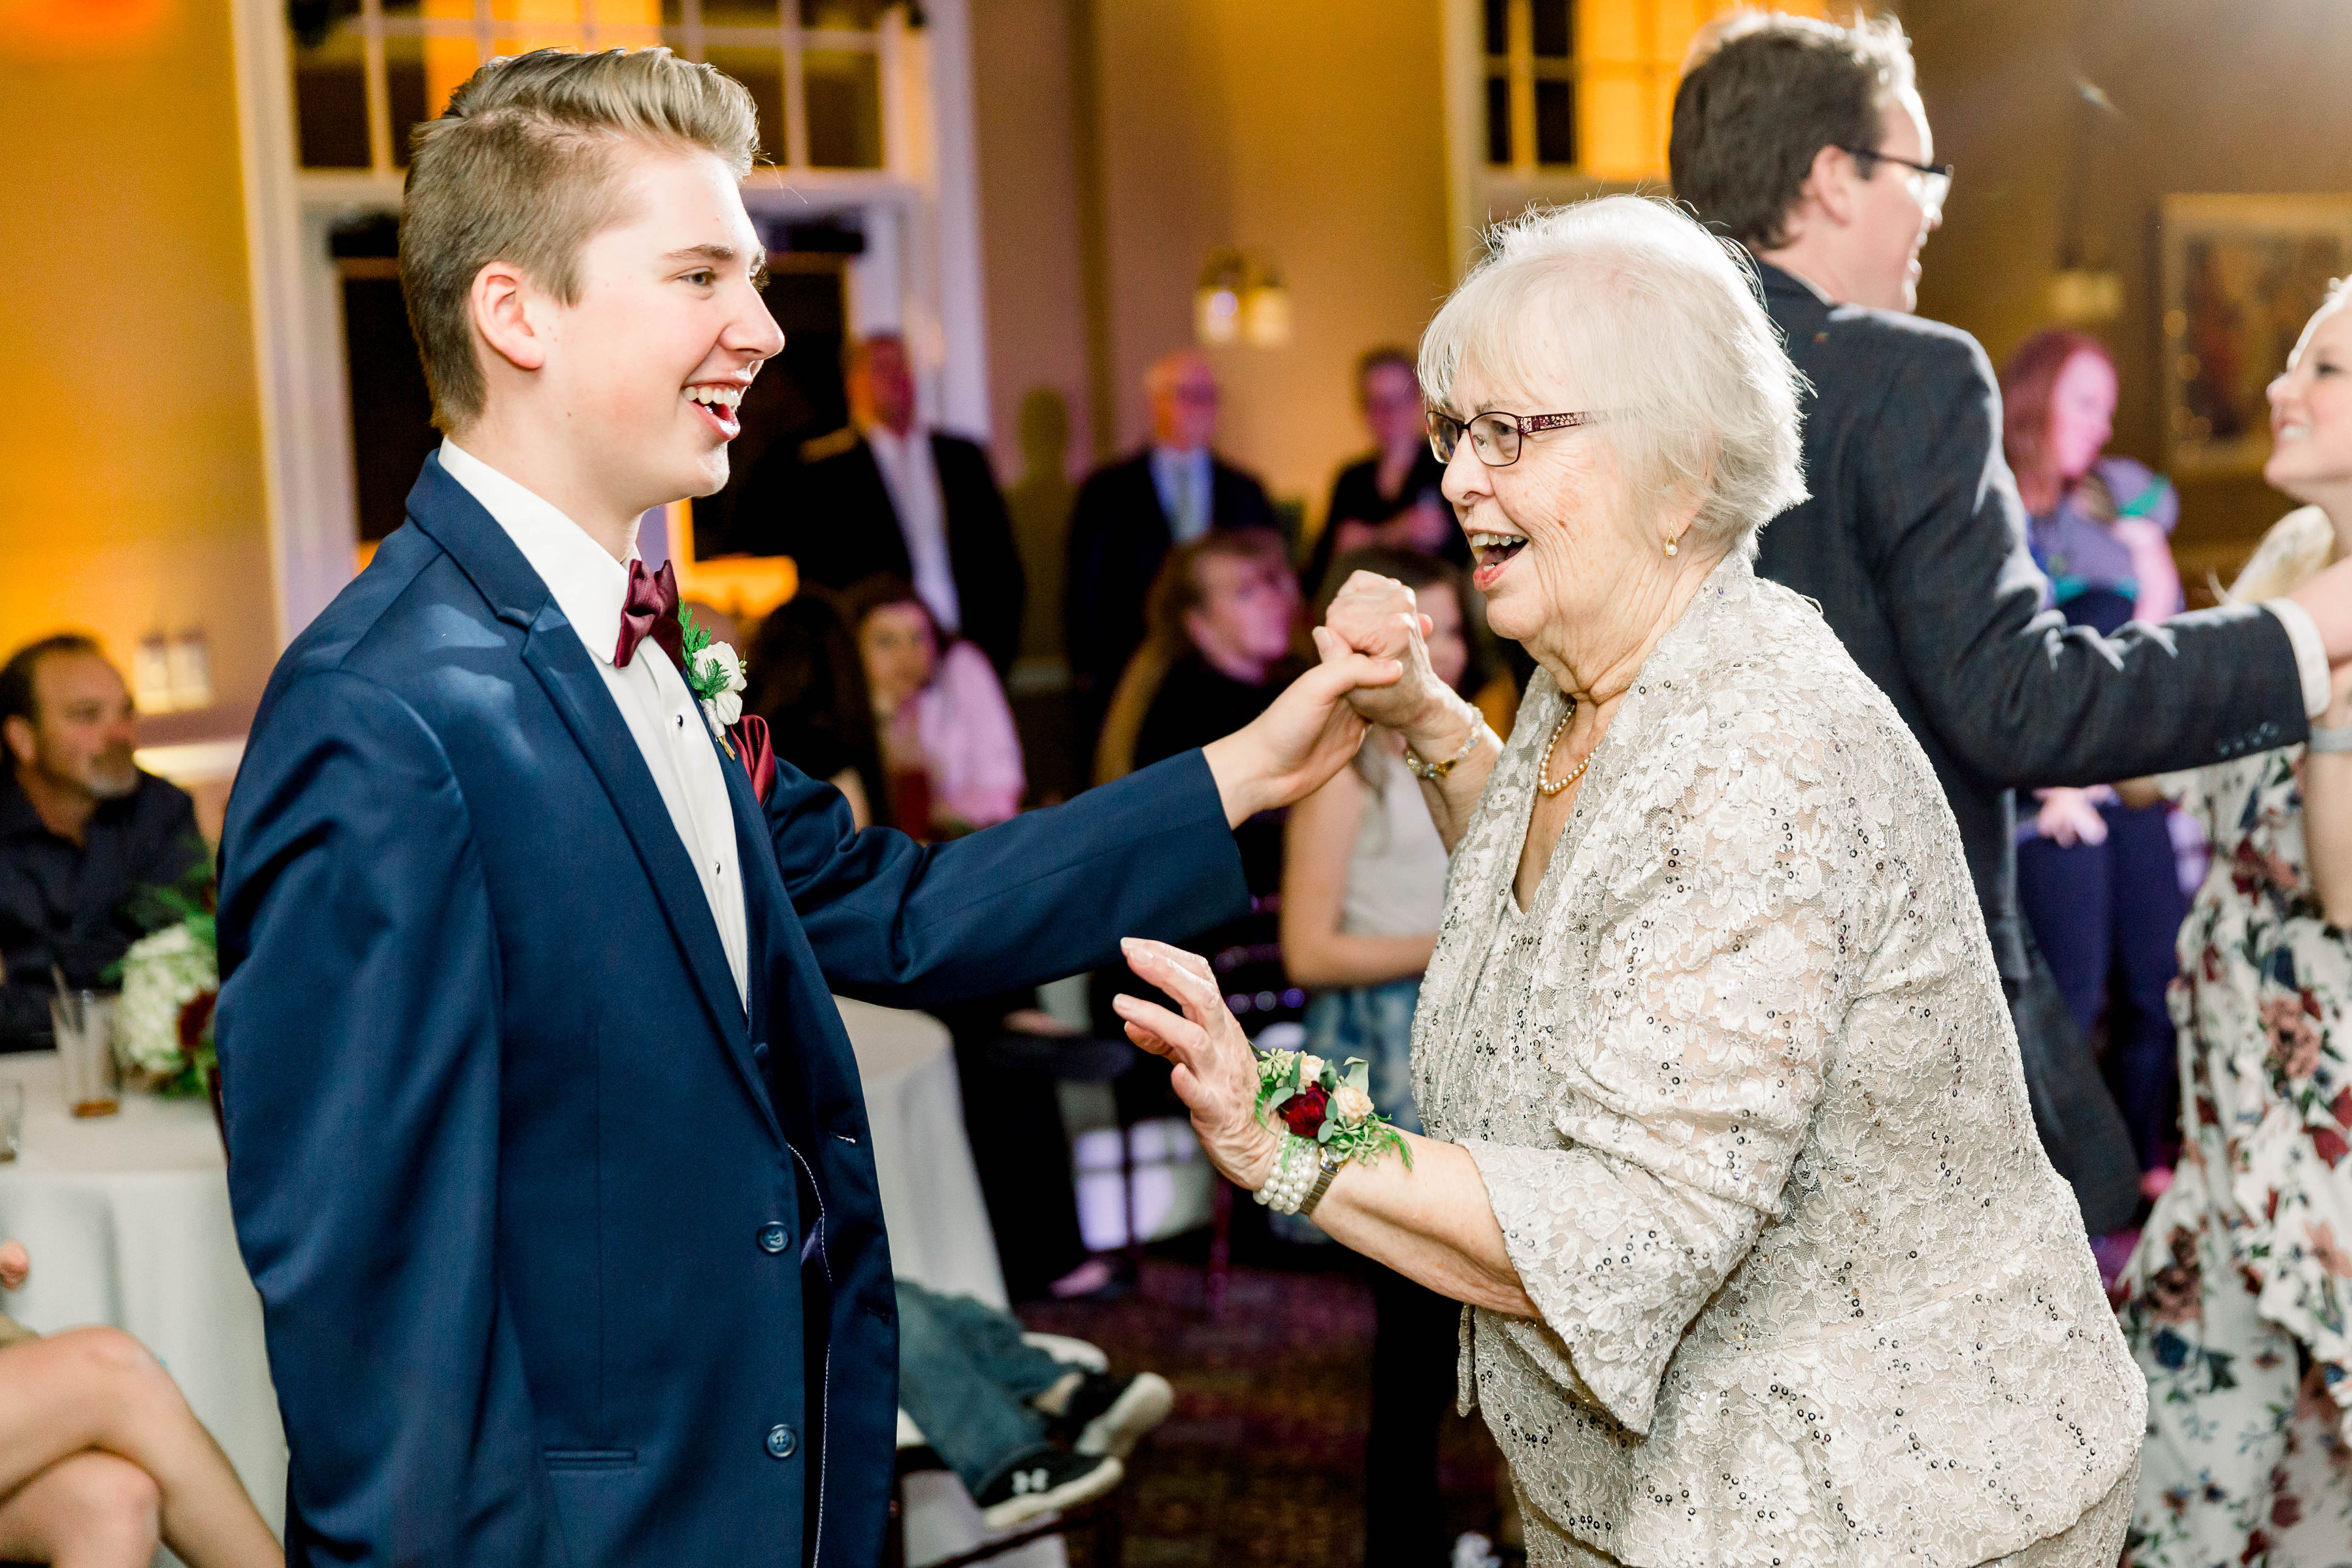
[0,0,179,58]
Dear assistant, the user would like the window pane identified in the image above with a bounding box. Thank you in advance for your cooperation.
[800,0,887,26]
[706,47,783,163]
[1533,0,1571,59]
[1482,0,1507,57]
[1485,74,1511,165]
[704,0,781,27]
[804,48,881,168]
[293,31,371,169]
[387,33,430,166]
[1535,78,1575,166]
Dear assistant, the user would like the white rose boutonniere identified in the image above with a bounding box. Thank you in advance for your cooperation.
[679,608,748,737]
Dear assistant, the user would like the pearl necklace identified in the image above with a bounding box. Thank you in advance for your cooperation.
[1536,697,1593,797]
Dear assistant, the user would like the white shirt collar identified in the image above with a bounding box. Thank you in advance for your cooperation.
[1769,261,1837,306]
[440,440,634,666]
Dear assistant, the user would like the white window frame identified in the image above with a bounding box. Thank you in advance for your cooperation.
[229,0,990,644]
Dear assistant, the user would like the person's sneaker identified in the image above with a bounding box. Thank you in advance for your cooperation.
[975,1449,1124,1530]
[1064,1371,1174,1459]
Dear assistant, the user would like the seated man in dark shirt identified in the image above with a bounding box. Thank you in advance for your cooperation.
[0,636,201,1051]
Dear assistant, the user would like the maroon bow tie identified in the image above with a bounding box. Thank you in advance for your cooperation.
[615,558,683,672]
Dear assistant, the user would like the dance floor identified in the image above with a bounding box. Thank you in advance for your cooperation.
[1021,1249,1508,1566]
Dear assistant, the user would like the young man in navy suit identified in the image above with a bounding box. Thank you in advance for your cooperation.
[214,48,1393,1568]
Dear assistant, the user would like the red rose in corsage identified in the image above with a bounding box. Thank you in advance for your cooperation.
[1254,1050,1411,1169]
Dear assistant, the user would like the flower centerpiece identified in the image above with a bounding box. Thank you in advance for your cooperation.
[112,868,218,1099]
[1254,1049,1412,1169]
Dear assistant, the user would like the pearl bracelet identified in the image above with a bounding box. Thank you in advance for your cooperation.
[1252,1135,1322,1214]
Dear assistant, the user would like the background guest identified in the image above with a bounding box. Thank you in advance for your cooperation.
[2001,329,2190,1186]
[1094,530,1305,1039]
[740,588,885,828]
[753,332,1024,674]
[841,573,1025,838]
[0,1238,282,1567]
[2113,284,2352,1565]
[1280,547,1484,1568]
[1299,350,1465,600]
[0,635,201,1053]
[1064,350,1279,732]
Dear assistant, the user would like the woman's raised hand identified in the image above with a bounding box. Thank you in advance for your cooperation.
[1113,939,1281,1192]
[0,1239,27,1292]
[1319,571,1449,733]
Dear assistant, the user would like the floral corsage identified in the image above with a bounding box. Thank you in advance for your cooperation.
[678,606,747,742]
[1252,1049,1411,1215]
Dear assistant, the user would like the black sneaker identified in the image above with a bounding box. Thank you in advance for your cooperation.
[975,1448,1124,1530]
[1062,1371,1174,1459]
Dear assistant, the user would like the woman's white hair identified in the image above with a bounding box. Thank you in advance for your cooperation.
[1419,195,1808,556]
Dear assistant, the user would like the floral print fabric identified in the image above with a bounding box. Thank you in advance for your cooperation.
[1413,555,2142,1567]
[2118,746,2352,1565]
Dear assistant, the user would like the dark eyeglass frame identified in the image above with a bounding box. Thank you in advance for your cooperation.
[1837,145,1954,210]
[1426,408,1597,468]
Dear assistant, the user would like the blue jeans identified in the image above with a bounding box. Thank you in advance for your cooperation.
[895,1281,1068,1494]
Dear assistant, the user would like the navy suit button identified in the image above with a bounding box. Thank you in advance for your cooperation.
[766,1424,798,1460]
[758,1222,791,1255]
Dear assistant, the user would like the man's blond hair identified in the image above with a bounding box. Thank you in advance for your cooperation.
[400,47,762,431]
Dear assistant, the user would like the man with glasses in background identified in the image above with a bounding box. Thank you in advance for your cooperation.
[1671,11,2352,1233]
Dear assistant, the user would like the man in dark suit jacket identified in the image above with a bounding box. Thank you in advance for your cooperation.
[1064,350,1279,726]
[1671,13,2352,1230]
[749,333,1024,674]
[216,52,1386,1568]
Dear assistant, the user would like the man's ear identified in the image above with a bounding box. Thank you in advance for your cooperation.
[470,259,549,375]
[1795,142,1859,233]
[2,715,37,770]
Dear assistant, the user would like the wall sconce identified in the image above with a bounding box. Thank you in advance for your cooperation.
[2048,269,2123,325]
[1195,250,1292,349]
[131,630,214,714]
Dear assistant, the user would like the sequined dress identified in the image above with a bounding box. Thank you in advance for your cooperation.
[1411,554,2143,1565]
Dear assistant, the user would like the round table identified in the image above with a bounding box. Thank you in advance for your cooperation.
[0,1051,286,1543]
[835,997,1009,1308]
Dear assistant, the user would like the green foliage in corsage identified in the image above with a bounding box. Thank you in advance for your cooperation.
[1254,1049,1412,1169]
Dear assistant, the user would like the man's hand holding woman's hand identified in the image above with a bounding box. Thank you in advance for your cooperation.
[1200,635,1401,826]
[1320,571,1482,760]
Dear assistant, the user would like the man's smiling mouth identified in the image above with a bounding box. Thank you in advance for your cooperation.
[687,384,744,438]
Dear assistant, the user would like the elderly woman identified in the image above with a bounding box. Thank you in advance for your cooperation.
[1113,196,2144,1566]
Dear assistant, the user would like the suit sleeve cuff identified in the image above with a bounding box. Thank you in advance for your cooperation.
[2265,598,2333,719]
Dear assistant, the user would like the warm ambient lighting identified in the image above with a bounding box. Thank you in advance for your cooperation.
[0,0,178,58]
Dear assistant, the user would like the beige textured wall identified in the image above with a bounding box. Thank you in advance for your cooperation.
[0,0,275,723]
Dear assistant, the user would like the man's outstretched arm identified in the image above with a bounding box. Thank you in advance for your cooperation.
[216,671,563,1567]
[774,649,1398,1005]
[1861,332,2333,789]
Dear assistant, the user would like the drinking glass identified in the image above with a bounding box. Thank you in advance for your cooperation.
[0,1079,20,1161]
[51,991,118,1119]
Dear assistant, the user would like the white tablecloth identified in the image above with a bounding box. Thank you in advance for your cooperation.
[835,997,1007,1308]
[0,1052,287,1543]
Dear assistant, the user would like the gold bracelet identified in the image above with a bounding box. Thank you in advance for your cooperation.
[1404,716,1486,781]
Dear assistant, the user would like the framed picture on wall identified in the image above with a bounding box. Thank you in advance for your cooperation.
[2161,193,2352,474]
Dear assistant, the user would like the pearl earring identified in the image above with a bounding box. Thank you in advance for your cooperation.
[1663,536,1680,557]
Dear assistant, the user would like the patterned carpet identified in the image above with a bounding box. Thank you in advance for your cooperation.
[1018,1246,1509,1567]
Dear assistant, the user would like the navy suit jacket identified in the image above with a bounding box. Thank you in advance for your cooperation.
[214,454,1248,1567]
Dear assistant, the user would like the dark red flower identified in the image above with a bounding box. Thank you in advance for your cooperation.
[2312,1126,2349,1167]
[1277,1083,1330,1138]
[177,988,219,1053]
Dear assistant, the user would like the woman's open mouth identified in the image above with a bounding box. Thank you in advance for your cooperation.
[1469,531,1527,589]
[687,384,744,440]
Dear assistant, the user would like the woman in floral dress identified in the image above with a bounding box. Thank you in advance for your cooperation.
[2117,288,2352,1565]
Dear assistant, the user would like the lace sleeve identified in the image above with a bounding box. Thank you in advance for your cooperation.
[1464,731,1858,1435]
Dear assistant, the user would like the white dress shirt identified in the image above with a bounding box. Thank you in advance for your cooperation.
[864,425,962,636]
[440,440,749,1008]
[1150,445,1215,544]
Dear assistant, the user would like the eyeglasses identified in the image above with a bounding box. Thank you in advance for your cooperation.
[1838,146,1953,217]
[1427,408,1597,467]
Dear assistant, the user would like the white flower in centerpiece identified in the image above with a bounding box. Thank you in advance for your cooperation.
[116,924,218,1077]
[1298,1053,1326,1083]
[1333,1085,1374,1126]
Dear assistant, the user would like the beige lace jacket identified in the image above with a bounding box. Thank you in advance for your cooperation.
[1414,555,2143,1567]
